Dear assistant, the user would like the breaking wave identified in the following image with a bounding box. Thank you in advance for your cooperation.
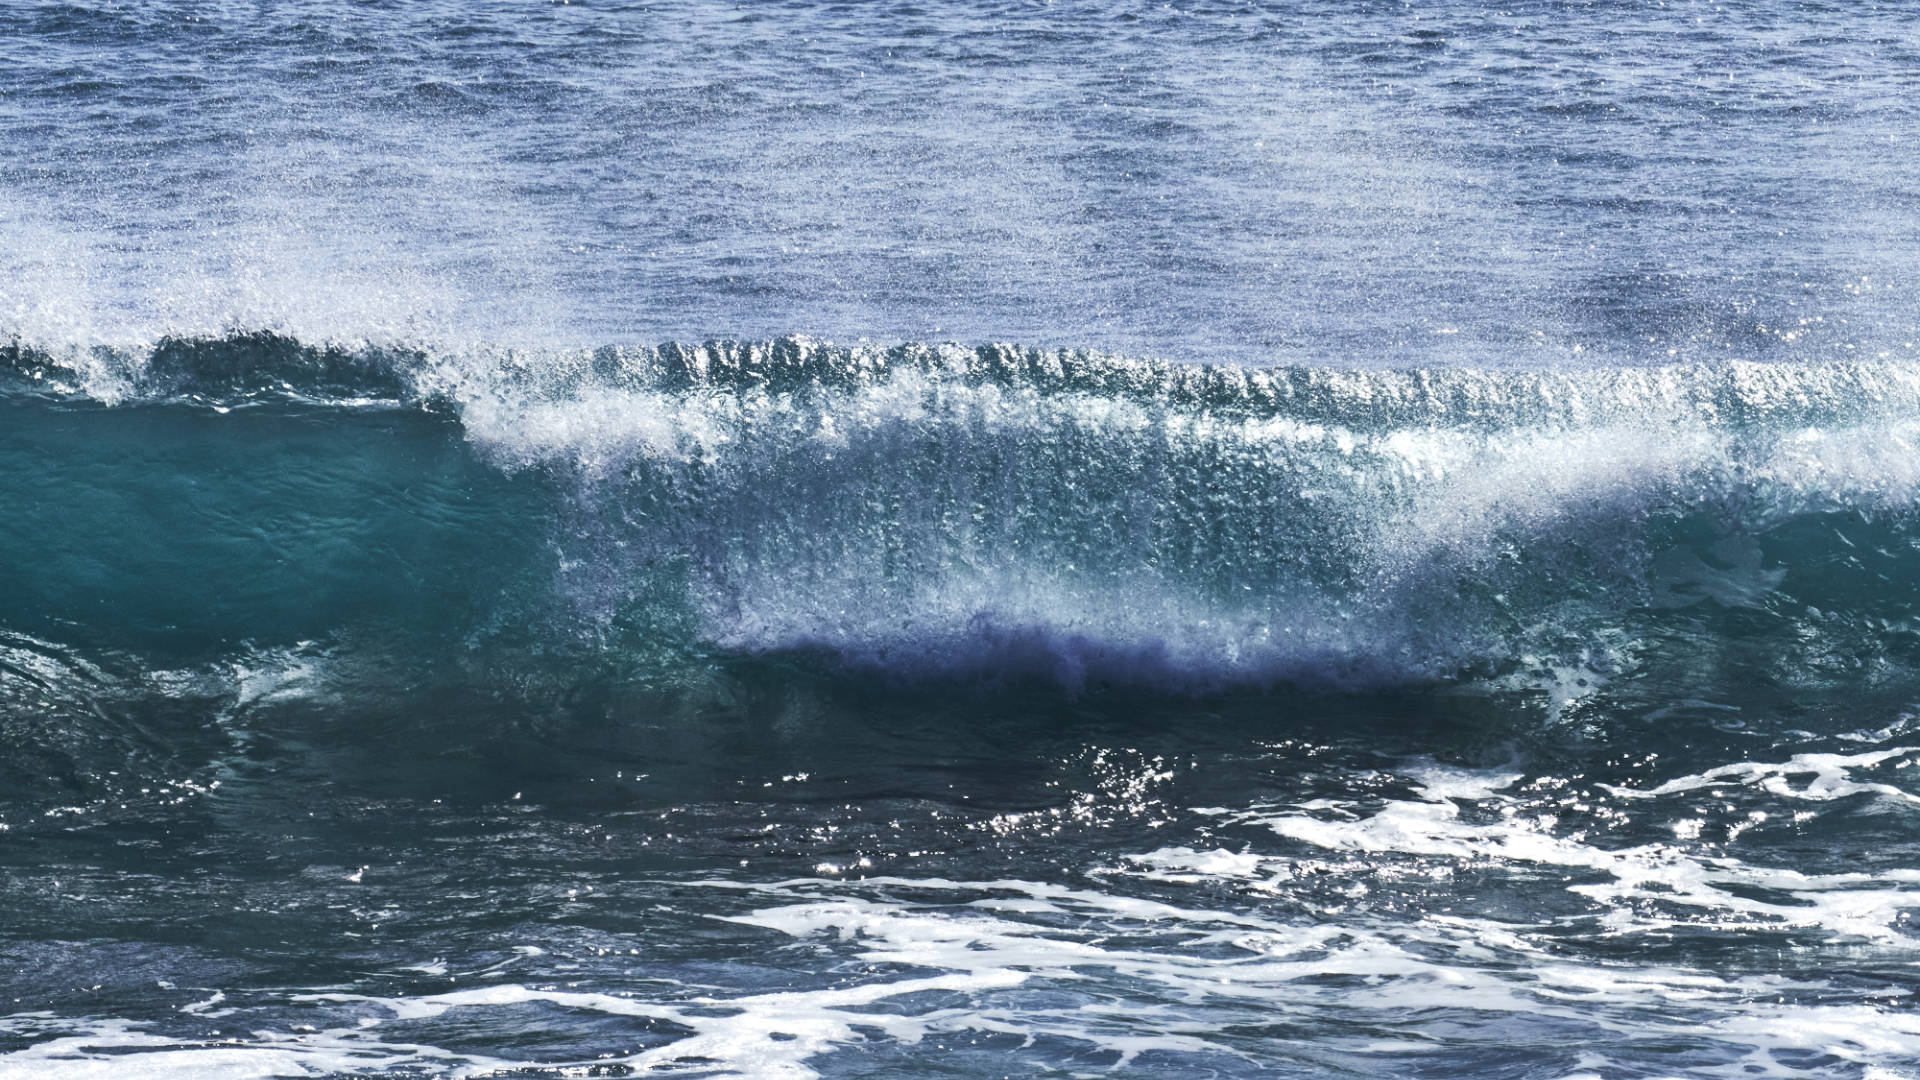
[8,333,1920,700]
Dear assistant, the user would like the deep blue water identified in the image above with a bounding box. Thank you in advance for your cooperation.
[4,2,1920,1077]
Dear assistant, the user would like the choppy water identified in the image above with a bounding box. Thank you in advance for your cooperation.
[5,3,1920,1078]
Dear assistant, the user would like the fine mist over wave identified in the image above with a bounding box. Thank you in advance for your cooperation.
[8,332,1920,705]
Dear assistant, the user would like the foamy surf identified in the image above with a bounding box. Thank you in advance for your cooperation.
[6,745,1918,1078]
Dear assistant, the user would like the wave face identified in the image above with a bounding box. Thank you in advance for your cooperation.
[10,334,1920,708]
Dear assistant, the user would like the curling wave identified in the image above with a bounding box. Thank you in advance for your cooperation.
[7,333,1920,700]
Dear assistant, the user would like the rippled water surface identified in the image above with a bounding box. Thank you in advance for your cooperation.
[7,0,1920,362]
[4,2,1920,1078]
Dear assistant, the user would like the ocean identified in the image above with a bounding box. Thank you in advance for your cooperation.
[4,1,1920,1076]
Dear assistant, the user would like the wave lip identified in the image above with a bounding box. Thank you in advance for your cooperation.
[0,331,417,404]
[15,331,1920,429]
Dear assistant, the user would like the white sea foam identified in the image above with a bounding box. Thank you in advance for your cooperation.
[7,739,1915,1080]
[0,1015,517,1079]
[1223,753,1920,943]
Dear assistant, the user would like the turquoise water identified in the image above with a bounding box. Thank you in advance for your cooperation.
[4,3,1920,1077]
